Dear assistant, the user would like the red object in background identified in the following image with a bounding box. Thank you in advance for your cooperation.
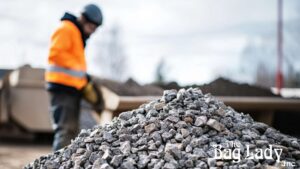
[276,0,283,94]
[276,70,283,90]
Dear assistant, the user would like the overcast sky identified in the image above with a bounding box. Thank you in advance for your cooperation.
[0,0,299,85]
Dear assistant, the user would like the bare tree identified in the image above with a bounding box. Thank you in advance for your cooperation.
[155,58,167,83]
[255,62,275,88]
[94,24,127,81]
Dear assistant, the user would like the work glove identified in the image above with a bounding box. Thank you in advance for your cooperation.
[82,79,105,114]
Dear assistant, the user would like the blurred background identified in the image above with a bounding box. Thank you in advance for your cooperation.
[0,0,300,168]
[1,0,299,87]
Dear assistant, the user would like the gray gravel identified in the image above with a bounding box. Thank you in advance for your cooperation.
[24,88,300,169]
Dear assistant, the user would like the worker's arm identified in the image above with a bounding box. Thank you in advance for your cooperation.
[48,27,74,65]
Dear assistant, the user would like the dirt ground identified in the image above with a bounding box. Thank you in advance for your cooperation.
[0,141,51,169]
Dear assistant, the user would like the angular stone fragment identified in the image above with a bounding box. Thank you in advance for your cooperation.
[180,128,190,138]
[110,155,124,167]
[76,148,86,154]
[183,116,193,124]
[162,132,173,142]
[144,123,157,133]
[166,116,180,123]
[119,111,133,120]
[84,137,94,143]
[137,154,150,168]
[151,131,162,142]
[100,163,113,169]
[291,140,300,149]
[175,121,188,128]
[255,140,269,147]
[174,133,183,141]
[103,131,114,142]
[165,143,182,160]
[121,158,136,169]
[44,161,59,169]
[162,89,177,103]
[147,109,159,118]
[185,145,192,153]
[92,159,106,169]
[89,152,100,163]
[215,108,226,116]
[153,160,165,169]
[163,162,177,169]
[193,148,207,158]
[207,158,216,167]
[206,119,225,132]
[102,149,112,160]
[148,143,157,150]
[154,102,165,110]
[252,122,268,133]
[194,116,207,127]
[184,160,194,168]
[120,141,131,156]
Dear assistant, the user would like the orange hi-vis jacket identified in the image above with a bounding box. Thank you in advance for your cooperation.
[45,19,87,90]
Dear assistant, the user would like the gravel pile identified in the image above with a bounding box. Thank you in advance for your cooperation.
[25,88,300,169]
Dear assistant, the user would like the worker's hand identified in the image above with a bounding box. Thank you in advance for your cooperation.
[82,81,105,114]
[82,82,97,104]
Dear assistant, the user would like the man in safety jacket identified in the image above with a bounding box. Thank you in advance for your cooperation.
[45,4,104,151]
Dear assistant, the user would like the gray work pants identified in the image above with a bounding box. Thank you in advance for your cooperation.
[49,91,81,151]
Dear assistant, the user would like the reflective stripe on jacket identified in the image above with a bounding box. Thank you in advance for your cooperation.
[45,20,87,90]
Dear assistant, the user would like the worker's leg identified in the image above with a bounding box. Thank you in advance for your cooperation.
[49,91,81,151]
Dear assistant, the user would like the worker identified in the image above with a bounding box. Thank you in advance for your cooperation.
[45,4,104,151]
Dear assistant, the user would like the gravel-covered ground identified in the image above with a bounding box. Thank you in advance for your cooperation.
[25,88,299,169]
[0,142,51,169]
